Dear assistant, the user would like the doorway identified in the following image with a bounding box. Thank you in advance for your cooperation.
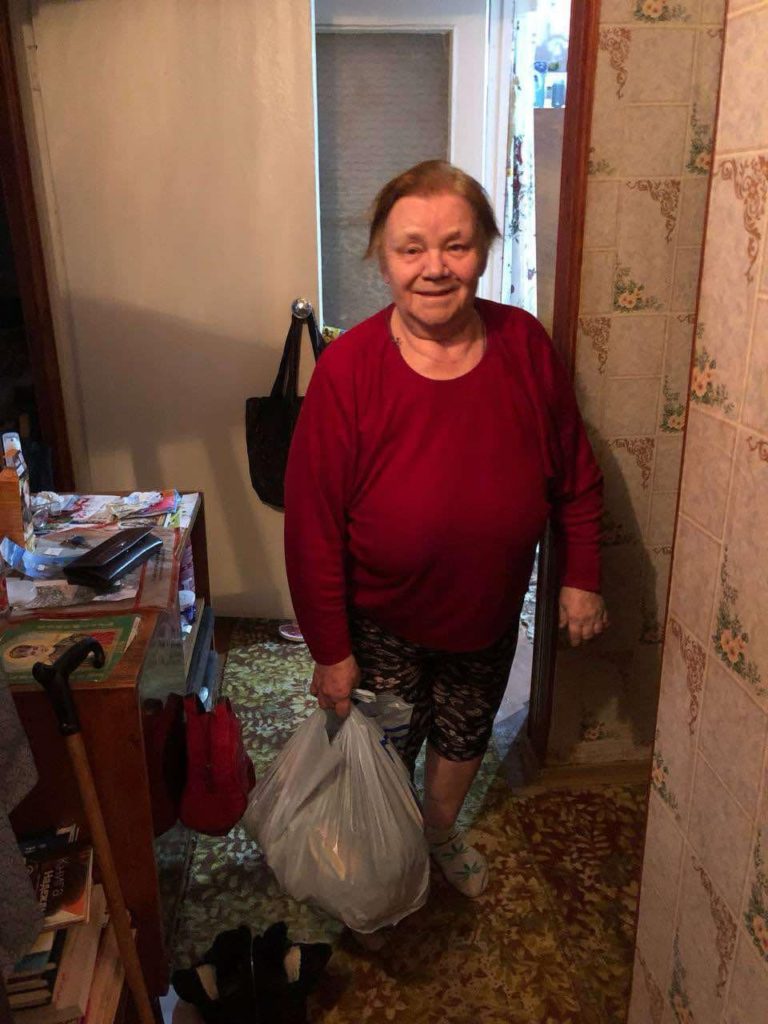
[313,0,490,330]
[0,7,73,492]
[312,0,577,766]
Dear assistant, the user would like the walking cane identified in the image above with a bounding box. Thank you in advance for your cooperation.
[33,638,156,1024]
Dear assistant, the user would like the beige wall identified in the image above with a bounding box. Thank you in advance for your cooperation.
[629,4,768,1017]
[10,0,320,617]
[547,0,726,765]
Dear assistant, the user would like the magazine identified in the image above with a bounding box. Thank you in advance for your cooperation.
[0,615,140,682]
[113,489,179,521]
[164,491,198,530]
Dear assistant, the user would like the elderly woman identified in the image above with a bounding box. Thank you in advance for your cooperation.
[284,160,607,899]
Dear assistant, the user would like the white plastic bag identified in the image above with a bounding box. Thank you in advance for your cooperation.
[242,703,429,933]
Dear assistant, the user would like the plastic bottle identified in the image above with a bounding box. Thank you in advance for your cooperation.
[0,433,34,550]
[533,60,547,108]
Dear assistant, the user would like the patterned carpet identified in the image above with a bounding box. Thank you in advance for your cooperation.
[170,620,647,1024]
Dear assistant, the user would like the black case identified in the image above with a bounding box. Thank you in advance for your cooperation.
[63,527,163,590]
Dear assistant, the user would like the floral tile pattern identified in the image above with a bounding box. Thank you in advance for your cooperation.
[628,3,768,1020]
[579,315,611,374]
[668,933,695,1023]
[690,346,735,413]
[609,436,656,488]
[744,832,768,964]
[614,264,663,312]
[686,106,714,176]
[169,621,648,1023]
[668,619,705,735]
[693,859,737,995]
[747,435,768,464]
[636,950,665,1023]
[660,377,687,432]
[627,179,681,242]
[561,0,727,774]
[712,550,764,698]
[634,0,691,23]
[599,27,632,99]
[715,156,768,284]
[588,147,616,176]
[602,507,639,546]
[651,738,679,817]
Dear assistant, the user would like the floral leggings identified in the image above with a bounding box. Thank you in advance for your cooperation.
[349,614,519,772]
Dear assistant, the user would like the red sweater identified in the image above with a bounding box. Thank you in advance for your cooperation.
[284,300,602,666]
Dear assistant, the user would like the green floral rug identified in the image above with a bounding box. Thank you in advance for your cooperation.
[171,620,647,1024]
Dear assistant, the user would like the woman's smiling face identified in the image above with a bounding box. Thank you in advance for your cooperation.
[379,192,485,334]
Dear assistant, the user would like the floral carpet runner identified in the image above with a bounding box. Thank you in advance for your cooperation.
[171,620,647,1024]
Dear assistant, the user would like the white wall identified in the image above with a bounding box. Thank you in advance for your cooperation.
[10,0,320,617]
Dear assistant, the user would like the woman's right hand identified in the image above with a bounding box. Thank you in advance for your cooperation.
[310,653,361,718]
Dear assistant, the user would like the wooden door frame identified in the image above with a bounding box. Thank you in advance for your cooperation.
[0,4,74,490]
[527,0,601,763]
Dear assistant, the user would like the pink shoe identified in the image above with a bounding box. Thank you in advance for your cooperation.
[278,621,305,643]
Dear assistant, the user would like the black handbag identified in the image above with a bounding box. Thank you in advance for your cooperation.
[245,311,326,509]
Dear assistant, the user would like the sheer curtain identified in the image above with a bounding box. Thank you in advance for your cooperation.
[501,2,539,316]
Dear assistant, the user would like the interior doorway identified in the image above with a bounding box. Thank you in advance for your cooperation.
[495,0,574,761]
[313,0,490,331]
[0,7,73,492]
[312,0,577,765]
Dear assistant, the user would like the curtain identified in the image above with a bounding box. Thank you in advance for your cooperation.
[501,3,539,315]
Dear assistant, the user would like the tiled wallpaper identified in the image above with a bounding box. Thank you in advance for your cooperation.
[628,0,768,1018]
[547,0,727,764]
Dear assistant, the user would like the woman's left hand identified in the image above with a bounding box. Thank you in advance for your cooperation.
[558,587,609,646]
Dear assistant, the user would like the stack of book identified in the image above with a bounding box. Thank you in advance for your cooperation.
[8,828,125,1024]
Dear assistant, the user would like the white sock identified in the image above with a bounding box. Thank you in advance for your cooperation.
[426,825,488,898]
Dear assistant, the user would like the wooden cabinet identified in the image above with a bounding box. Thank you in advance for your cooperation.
[8,494,212,998]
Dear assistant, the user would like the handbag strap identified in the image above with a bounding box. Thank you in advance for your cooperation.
[305,311,327,361]
[270,312,327,400]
